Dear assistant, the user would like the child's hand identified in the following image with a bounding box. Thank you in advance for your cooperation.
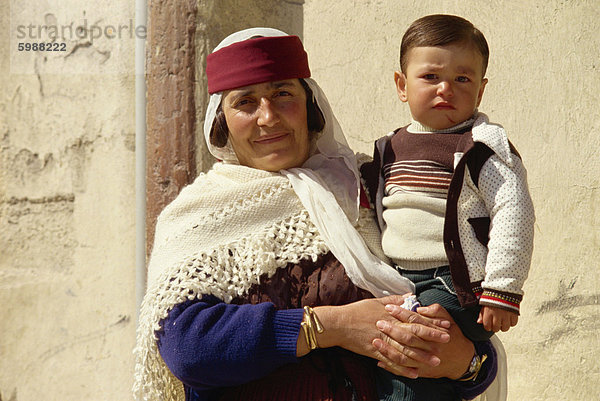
[477,305,518,332]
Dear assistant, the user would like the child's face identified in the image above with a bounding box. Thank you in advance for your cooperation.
[395,43,488,130]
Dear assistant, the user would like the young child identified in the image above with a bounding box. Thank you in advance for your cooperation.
[361,14,535,400]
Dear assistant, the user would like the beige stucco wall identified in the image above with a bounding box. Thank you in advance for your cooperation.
[0,1,138,399]
[303,1,600,400]
[1,0,598,400]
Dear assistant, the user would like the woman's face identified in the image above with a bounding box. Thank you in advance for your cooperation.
[222,79,310,172]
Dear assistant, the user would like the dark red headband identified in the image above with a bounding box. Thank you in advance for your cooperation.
[206,35,311,94]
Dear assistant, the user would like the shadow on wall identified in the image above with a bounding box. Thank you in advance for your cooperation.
[536,277,600,314]
[0,388,17,401]
[535,277,600,348]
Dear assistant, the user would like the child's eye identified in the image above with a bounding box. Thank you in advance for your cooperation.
[423,74,437,80]
[456,76,471,83]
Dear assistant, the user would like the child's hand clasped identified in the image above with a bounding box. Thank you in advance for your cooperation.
[477,305,518,332]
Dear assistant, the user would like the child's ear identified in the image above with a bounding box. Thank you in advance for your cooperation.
[476,78,488,107]
[394,71,408,102]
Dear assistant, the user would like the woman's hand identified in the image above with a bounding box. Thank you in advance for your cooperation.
[373,302,474,380]
[297,296,455,374]
[297,297,395,358]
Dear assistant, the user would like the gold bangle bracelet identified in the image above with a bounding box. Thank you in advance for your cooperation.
[300,306,324,350]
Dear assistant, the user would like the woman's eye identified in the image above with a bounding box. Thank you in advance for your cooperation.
[275,90,292,97]
[235,99,252,107]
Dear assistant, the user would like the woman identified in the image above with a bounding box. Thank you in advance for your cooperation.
[133,28,499,401]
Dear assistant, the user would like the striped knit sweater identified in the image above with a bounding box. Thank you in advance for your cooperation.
[381,119,473,271]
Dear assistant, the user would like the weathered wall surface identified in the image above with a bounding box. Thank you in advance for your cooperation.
[303,1,600,400]
[1,1,137,400]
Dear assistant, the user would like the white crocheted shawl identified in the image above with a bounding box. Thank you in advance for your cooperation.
[134,163,328,400]
[133,162,396,400]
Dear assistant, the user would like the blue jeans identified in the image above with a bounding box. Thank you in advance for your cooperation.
[375,266,493,401]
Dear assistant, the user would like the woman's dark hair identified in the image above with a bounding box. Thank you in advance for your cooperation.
[300,79,326,136]
[209,78,325,148]
[209,103,230,147]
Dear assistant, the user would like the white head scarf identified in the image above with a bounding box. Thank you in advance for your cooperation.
[204,27,414,297]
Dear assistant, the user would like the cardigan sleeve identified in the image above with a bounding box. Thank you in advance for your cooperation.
[452,340,498,400]
[156,295,304,390]
[477,153,535,312]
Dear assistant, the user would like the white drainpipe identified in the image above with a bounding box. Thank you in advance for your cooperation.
[134,0,147,322]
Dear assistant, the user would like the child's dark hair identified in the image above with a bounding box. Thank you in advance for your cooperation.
[209,79,325,148]
[400,14,489,76]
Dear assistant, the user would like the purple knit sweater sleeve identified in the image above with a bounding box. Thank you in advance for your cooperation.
[452,340,498,400]
[156,296,304,390]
